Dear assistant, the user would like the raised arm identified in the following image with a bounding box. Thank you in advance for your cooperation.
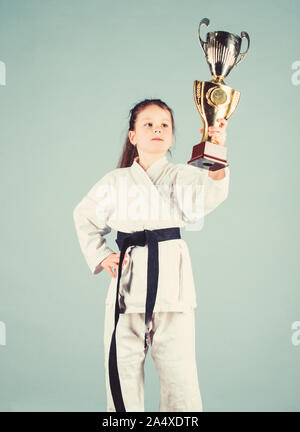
[174,163,230,223]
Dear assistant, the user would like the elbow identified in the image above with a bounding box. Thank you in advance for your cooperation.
[204,188,229,215]
[219,186,230,205]
[93,262,105,275]
[223,185,229,202]
[73,203,81,224]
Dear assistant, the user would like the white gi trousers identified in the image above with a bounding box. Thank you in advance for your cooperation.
[104,303,203,412]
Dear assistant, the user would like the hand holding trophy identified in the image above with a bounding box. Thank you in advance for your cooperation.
[188,18,250,171]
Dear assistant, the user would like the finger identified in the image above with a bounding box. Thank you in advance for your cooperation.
[111,260,127,272]
[113,262,127,267]
[110,266,118,277]
[107,268,115,278]
[211,134,224,144]
[216,118,227,128]
[209,126,223,132]
[210,132,226,141]
[112,258,128,265]
[113,254,128,260]
[208,132,223,139]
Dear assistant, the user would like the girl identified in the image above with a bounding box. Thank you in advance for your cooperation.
[73,98,229,412]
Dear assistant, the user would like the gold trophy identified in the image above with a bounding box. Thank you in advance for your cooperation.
[188,18,250,170]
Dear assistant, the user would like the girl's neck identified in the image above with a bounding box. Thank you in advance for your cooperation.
[137,154,166,171]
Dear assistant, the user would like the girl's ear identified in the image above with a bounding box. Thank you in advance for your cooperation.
[128,130,135,145]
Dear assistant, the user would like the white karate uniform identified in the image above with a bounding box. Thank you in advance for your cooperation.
[73,155,230,411]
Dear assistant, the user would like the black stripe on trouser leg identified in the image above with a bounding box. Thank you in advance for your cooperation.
[108,227,181,412]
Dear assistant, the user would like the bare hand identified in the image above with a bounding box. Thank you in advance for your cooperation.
[200,118,228,180]
[100,252,129,278]
[200,118,228,146]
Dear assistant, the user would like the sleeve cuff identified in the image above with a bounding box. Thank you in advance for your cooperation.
[89,246,116,275]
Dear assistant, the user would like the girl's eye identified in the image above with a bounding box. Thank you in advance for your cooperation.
[144,123,169,127]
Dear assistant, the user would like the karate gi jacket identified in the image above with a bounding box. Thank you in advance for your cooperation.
[73,155,230,313]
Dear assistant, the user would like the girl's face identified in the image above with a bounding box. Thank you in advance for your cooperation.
[128,105,173,157]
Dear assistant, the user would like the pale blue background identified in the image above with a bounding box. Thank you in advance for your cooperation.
[0,0,299,412]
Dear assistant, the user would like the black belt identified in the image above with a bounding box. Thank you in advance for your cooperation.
[108,227,181,412]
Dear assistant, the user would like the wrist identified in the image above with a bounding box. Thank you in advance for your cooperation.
[208,168,225,180]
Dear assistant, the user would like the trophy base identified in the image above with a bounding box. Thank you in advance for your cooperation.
[187,141,229,171]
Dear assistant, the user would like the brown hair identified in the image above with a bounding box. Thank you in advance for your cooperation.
[117,98,176,168]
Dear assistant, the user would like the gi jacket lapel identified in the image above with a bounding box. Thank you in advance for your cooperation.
[131,155,169,187]
[130,156,174,223]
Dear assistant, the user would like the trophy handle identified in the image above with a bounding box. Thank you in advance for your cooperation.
[234,31,250,67]
[198,18,210,57]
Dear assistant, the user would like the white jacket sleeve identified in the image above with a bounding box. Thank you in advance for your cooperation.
[73,174,116,275]
[174,164,230,223]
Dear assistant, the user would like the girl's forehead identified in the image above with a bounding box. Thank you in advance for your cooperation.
[137,106,171,122]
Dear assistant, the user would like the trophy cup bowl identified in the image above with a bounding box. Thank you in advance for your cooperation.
[188,18,250,170]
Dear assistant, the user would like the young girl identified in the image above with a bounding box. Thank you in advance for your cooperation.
[73,98,229,412]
